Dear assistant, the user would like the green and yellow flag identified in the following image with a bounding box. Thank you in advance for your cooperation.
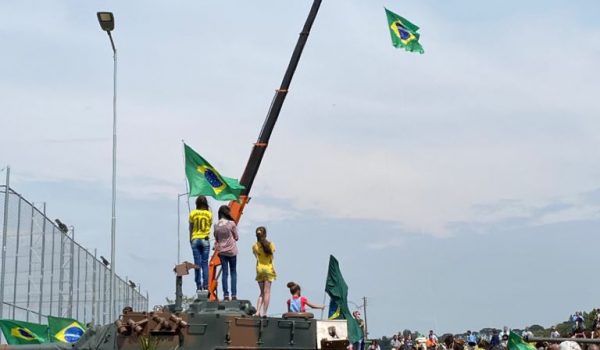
[184,143,245,201]
[385,8,424,54]
[508,331,536,350]
[48,316,85,344]
[325,255,363,344]
[0,319,49,344]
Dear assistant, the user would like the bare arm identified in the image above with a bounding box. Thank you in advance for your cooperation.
[306,300,325,310]
[189,222,193,241]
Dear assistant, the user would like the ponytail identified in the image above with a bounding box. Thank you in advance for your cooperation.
[256,226,272,255]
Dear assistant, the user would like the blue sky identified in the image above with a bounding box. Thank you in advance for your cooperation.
[2,0,600,337]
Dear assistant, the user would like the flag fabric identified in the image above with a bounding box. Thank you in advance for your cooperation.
[325,255,363,344]
[184,144,245,201]
[328,299,342,320]
[508,331,536,350]
[0,320,49,344]
[48,316,85,344]
[385,8,425,54]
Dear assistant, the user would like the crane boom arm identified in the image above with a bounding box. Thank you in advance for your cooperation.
[229,0,323,223]
[208,0,322,301]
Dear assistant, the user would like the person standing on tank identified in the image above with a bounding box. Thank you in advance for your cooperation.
[214,205,238,300]
[253,226,275,317]
[189,196,212,292]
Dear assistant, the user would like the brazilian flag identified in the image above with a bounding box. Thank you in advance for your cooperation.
[0,319,49,344]
[385,8,424,54]
[184,143,245,201]
[325,255,363,344]
[48,316,85,344]
[328,299,342,320]
[508,332,536,350]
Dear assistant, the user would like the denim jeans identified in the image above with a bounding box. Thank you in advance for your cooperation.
[191,238,210,290]
[219,254,237,297]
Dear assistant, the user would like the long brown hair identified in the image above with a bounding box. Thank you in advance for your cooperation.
[195,196,209,210]
[255,226,272,255]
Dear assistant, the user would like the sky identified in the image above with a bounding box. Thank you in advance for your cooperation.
[1,0,600,337]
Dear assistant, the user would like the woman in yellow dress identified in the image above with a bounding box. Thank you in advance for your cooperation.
[252,226,275,317]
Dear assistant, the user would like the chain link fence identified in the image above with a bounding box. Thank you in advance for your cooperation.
[0,184,148,326]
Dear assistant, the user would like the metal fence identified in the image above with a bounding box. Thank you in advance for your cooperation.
[0,184,148,326]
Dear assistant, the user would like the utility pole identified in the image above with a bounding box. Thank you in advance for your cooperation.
[363,296,368,340]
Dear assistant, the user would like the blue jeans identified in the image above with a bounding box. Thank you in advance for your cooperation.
[191,238,210,290]
[219,254,237,297]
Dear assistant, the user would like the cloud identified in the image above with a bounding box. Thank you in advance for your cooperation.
[367,237,405,250]
[1,1,599,238]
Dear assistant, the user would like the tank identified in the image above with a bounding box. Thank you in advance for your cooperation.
[0,262,349,350]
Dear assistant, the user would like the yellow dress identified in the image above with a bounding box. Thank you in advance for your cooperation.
[252,242,276,282]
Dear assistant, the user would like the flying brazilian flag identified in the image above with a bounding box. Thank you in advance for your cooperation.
[47,316,85,344]
[325,255,363,344]
[0,319,49,344]
[184,143,245,201]
[385,8,424,54]
[508,331,536,350]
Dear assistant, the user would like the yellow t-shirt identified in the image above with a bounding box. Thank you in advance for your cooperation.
[252,242,276,282]
[189,209,212,240]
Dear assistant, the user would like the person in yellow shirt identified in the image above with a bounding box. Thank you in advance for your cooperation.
[252,226,275,317]
[189,196,212,292]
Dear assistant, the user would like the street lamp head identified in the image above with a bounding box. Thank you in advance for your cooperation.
[97,12,115,32]
[54,219,69,234]
[100,256,110,267]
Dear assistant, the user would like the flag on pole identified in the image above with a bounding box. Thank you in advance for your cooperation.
[325,255,363,344]
[0,320,49,344]
[385,8,425,54]
[47,316,85,344]
[508,331,536,350]
[184,143,245,201]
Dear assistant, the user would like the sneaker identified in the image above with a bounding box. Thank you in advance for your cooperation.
[223,296,230,301]
[231,296,237,300]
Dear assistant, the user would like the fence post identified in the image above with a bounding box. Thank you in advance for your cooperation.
[11,196,22,319]
[92,249,97,325]
[26,203,34,322]
[0,166,11,318]
[50,226,57,316]
[38,203,47,323]
[69,231,75,318]
[75,246,80,320]
[83,251,89,323]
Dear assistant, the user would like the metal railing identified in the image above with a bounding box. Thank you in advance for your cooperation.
[0,184,148,326]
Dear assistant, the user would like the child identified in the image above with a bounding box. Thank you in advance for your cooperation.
[253,226,275,317]
[286,281,325,312]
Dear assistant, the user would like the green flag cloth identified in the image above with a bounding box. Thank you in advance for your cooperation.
[508,331,536,350]
[47,316,85,344]
[0,319,49,344]
[325,255,363,344]
[184,143,245,201]
[385,8,425,54]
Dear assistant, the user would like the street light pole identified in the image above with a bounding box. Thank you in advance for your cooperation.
[97,11,117,321]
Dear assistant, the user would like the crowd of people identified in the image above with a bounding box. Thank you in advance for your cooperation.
[379,310,600,350]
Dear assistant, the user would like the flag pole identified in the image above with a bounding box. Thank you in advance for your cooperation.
[320,261,329,320]
[181,140,191,211]
[320,293,328,320]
